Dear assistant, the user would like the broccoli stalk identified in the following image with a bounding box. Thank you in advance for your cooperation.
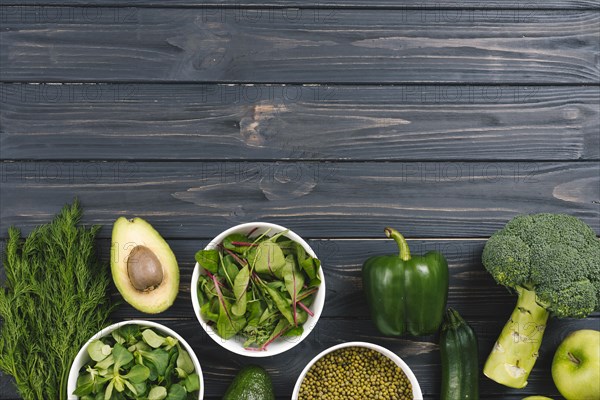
[481,214,600,389]
[483,286,549,388]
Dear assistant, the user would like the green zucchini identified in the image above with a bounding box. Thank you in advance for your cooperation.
[440,308,479,400]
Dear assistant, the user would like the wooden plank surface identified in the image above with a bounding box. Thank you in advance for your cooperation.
[1,236,599,399]
[1,1,599,9]
[147,317,600,399]
[1,8,599,83]
[68,238,576,321]
[0,234,592,320]
[2,84,598,161]
[0,238,508,320]
[1,316,598,400]
[1,161,598,239]
[1,0,599,399]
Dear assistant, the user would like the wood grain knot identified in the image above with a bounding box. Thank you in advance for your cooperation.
[239,102,288,147]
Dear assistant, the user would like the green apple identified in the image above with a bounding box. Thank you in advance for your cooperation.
[552,329,600,400]
[522,397,552,400]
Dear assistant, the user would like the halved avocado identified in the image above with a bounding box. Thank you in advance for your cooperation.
[111,217,179,313]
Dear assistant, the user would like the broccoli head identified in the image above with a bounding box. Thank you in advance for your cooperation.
[482,213,599,317]
[482,213,600,388]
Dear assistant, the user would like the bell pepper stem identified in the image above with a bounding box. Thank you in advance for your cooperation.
[384,227,411,261]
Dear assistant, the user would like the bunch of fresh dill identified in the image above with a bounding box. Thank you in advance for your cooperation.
[0,201,113,400]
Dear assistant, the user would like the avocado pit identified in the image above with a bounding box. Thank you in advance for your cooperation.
[127,245,164,291]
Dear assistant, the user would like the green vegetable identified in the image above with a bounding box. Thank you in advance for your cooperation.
[0,201,113,400]
[110,217,180,314]
[137,347,169,377]
[522,397,553,400]
[196,228,321,350]
[231,266,250,316]
[74,325,200,399]
[362,227,449,336]
[481,213,600,388]
[88,340,112,362]
[182,373,200,392]
[175,344,195,375]
[165,383,186,400]
[143,329,168,349]
[148,386,168,399]
[223,365,275,400]
[440,308,479,400]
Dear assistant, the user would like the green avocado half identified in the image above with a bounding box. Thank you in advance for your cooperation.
[110,217,179,314]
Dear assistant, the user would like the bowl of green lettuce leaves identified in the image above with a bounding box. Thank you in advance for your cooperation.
[67,320,203,399]
[191,222,326,357]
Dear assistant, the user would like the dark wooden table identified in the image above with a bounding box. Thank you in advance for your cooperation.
[1,1,599,399]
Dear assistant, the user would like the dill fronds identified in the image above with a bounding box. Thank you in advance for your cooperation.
[0,200,113,400]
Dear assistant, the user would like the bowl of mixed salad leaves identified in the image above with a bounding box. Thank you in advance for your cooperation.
[191,222,325,357]
[67,320,203,399]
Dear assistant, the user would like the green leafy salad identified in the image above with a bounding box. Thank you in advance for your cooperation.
[74,324,200,400]
[195,229,322,350]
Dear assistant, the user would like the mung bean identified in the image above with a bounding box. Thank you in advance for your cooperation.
[299,347,413,400]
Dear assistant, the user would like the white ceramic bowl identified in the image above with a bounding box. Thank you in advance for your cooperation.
[191,222,326,357]
[292,341,423,400]
[67,320,204,400]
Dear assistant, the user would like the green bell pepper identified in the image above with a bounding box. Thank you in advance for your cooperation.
[362,227,449,336]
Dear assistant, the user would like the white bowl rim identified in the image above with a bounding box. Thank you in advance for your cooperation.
[67,319,204,400]
[190,222,326,358]
[291,341,423,400]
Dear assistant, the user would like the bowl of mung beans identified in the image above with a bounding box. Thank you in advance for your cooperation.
[292,342,423,400]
